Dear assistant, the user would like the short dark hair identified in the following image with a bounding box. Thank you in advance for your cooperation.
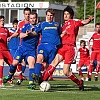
[24,7,31,13]
[46,8,55,15]
[12,19,18,24]
[63,5,74,19]
[30,12,38,18]
[80,40,86,46]
[95,23,100,27]
[0,15,5,19]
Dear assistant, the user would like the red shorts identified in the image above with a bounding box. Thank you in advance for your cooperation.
[57,44,75,64]
[78,57,90,67]
[0,50,13,65]
[90,50,100,62]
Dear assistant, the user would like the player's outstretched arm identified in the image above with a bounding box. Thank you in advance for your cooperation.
[82,15,94,25]
[20,31,29,39]
[7,32,19,42]
[30,31,38,36]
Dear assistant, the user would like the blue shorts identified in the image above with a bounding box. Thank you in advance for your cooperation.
[37,43,57,64]
[14,46,36,63]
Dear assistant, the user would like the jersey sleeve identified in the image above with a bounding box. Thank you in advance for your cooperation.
[6,28,11,37]
[75,19,84,27]
[78,48,81,52]
[21,24,28,33]
[88,32,94,42]
[61,23,67,34]
[34,23,41,34]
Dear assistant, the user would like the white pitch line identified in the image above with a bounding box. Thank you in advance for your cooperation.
[0,84,100,92]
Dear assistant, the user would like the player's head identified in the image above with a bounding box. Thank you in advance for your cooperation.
[23,7,31,21]
[95,23,100,33]
[12,19,18,30]
[46,8,55,22]
[80,40,86,48]
[0,15,4,27]
[63,5,74,21]
[29,12,38,25]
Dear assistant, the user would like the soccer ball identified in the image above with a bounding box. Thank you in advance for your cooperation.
[39,81,51,92]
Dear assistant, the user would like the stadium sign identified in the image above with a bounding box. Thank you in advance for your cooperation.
[0,2,49,8]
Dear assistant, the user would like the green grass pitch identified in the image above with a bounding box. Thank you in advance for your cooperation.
[0,74,100,100]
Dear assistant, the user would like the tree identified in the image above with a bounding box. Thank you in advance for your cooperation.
[76,0,100,23]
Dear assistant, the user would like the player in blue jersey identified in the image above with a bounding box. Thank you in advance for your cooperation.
[7,19,20,86]
[31,8,61,83]
[3,12,39,90]
[8,19,20,56]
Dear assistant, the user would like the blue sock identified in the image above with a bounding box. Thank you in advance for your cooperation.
[8,65,17,79]
[29,68,35,82]
[34,63,42,76]
[22,65,26,73]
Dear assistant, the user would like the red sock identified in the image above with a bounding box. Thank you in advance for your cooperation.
[95,66,100,77]
[17,64,23,80]
[69,72,81,86]
[0,66,3,79]
[49,74,53,79]
[41,65,45,72]
[43,65,55,81]
[86,68,89,78]
[88,64,93,78]
[16,64,22,72]
[79,69,84,78]
[18,73,23,80]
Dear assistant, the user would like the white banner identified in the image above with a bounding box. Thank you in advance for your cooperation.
[0,2,49,8]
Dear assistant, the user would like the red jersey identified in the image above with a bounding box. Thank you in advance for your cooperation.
[89,32,100,50]
[79,47,90,59]
[62,19,84,46]
[18,20,29,31]
[0,27,11,50]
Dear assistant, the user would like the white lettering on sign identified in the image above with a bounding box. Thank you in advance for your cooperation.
[0,2,49,8]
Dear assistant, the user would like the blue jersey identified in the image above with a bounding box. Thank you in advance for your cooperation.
[21,23,39,50]
[8,28,20,50]
[34,21,61,46]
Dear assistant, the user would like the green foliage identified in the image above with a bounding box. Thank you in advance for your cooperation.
[76,0,100,23]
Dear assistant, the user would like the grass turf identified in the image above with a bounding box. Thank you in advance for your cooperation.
[0,75,100,100]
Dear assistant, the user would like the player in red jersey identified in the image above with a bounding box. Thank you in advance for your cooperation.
[16,7,31,85]
[77,40,90,81]
[87,23,100,81]
[41,6,94,91]
[0,15,13,86]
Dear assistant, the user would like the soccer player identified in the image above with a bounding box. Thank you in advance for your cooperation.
[0,15,13,86]
[77,40,90,81]
[16,7,31,85]
[87,23,100,81]
[7,19,20,85]
[31,8,61,83]
[42,6,94,91]
[3,12,39,90]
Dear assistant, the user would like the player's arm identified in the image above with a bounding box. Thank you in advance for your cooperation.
[60,31,67,37]
[29,30,38,36]
[87,33,93,51]
[87,40,92,49]
[7,32,19,42]
[31,23,41,36]
[20,31,29,39]
[82,15,94,25]
[20,24,30,39]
